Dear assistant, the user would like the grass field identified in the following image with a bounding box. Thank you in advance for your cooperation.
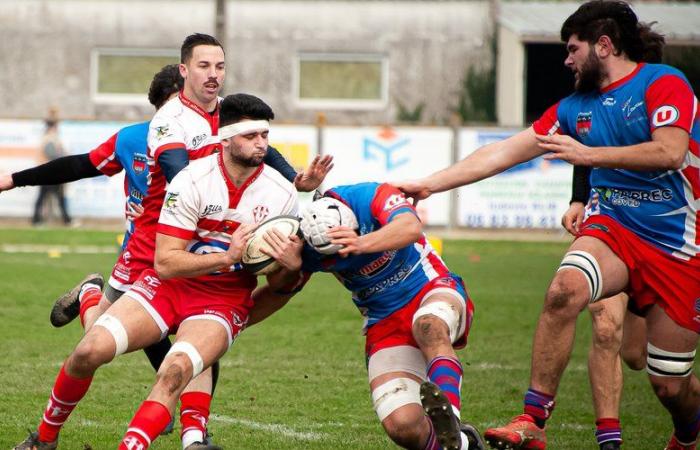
[0,227,671,449]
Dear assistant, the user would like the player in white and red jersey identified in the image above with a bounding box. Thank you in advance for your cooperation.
[14,94,303,450]
[396,2,700,449]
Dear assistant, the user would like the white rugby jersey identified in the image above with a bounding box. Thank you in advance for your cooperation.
[147,93,221,162]
[157,151,299,285]
[127,93,222,269]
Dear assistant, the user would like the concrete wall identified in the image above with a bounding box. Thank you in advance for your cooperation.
[0,0,493,125]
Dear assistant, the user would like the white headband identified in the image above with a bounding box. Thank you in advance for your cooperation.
[219,120,270,139]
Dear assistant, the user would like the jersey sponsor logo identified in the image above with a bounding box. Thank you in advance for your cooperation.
[357,250,397,277]
[652,105,680,127]
[622,96,645,119]
[202,204,223,216]
[601,187,673,207]
[576,111,592,137]
[164,192,179,209]
[155,125,172,140]
[132,154,147,173]
[192,133,207,148]
[383,193,409,212]
[252,205,270,223]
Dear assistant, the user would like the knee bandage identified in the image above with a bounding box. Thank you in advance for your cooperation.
[367,346,427,382]
[413,300,463,343]
[371,377,421,421]
[557,251,603,303]
[93,314,129,357]
[646,342,695,377]
[167,341,204,379]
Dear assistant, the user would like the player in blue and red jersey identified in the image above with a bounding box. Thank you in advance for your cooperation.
[397,2,700,449]
[251,182,485,450]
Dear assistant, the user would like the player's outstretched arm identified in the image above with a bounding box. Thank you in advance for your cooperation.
[3,153,101,192]
[0,173,14,192]
[294,155,334,192]
[394,127,542,200]
[540,126,688,170]
[329,211,422,257]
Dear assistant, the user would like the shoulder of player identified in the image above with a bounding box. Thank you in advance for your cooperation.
[151,98,188,125]
[259,164,297,193]
[642,63,692,89]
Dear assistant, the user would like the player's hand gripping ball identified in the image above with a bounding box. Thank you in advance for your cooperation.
[242,215,302,275]
[300,197,359,255]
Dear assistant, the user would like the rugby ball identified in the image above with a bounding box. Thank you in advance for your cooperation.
[242,215,301,276]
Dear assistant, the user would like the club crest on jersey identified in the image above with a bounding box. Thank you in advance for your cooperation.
[652,105,679,127]
[132,154,147,173]
[576,112,592,137]
[252,205,269,223]
[164,192,179,209]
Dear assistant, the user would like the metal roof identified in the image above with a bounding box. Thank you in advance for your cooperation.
[499,2,700,44]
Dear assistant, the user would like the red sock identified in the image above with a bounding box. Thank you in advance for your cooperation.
[37,364,93,442]
[120,400,172,450]
[78,286,102,328]
[180,391,212,446]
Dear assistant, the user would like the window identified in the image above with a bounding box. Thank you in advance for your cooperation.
[295,53,388,109]
[91,49,179,104]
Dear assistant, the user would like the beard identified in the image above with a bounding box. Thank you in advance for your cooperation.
[231,149,266,167]
[574,51,604,93]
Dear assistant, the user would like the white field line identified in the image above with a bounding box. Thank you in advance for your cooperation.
[1,244,117,254]
[210,414,326,441]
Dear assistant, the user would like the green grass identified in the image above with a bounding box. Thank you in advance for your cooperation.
[0,228,670,449]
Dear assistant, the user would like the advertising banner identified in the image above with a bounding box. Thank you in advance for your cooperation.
[457,129,573,229]
[322,126,452,225]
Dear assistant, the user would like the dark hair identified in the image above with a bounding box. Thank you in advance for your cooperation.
[561,0,665,63]
[180,33,224,63]
[219,93,275,127]
[148,64,184,109]
[44,119,57,129]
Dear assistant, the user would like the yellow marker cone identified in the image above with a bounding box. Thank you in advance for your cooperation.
[427,235,443,256]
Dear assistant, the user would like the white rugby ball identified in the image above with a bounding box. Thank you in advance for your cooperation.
[242,215,301,275]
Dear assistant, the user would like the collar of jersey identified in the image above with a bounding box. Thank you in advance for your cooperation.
[600,63,644,94]
[178,91,220,133]
[217,151,265,208]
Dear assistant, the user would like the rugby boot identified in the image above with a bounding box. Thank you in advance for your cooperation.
[183,442,222,450]
[421,381,482,450]
[50,273,103,327]
[600,441,621,450]
[665,435,697,450]
[462,422,487,450]
[484,414,546,449]
[13,430,57,450]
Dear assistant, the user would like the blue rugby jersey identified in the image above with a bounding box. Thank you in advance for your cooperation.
[301,182,455,329]
[534,63,700,260]
[88,121,150,248]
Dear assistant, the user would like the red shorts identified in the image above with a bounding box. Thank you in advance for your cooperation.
[126,269,253,345]
[580,214,700,333]
[108,247,154,292]
[364,275,475,357]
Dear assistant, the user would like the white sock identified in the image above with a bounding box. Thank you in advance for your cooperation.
[182,429,205,449]
[79,283,101,302]
[460,431,470,450]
